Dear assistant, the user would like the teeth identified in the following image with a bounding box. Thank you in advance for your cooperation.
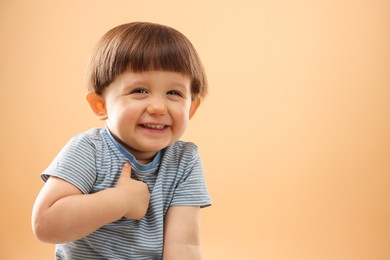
[143,123,165,129]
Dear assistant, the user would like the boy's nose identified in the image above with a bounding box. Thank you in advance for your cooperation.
[146,97,168,115]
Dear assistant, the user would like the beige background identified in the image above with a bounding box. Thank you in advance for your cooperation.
[1,0,389,259]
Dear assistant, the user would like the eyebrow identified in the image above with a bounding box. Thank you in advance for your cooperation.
[169,82,188,90]
[120,82,188,98]
[124,80,189,89]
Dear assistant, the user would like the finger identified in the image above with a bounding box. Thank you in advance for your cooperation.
[120,162,132,178]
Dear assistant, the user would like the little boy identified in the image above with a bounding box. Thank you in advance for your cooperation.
[32,22,211,260]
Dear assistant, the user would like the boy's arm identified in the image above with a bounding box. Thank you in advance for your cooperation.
[32,163,149,244]
[163,206,203,260]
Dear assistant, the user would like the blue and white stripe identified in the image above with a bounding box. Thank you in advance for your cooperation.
[42,127,211,259]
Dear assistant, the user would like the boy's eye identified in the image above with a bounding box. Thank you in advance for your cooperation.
[167,90,182,96]
[131,88,148,94]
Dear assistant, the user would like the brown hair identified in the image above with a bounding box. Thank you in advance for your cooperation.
[86,22,208,100]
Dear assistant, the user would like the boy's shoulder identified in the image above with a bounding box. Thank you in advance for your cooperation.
[80,127,106,139]
[63,128,107,150]
[163,140,200,163]
[168,140,198,152]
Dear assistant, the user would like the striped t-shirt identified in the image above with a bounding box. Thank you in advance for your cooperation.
[41,127,211,259]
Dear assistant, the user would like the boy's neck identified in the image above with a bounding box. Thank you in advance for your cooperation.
[137,158,153,164]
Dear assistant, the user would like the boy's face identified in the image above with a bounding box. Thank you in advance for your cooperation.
[98,71,198,162]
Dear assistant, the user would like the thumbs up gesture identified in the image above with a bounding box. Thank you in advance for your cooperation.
[115,163,150,220]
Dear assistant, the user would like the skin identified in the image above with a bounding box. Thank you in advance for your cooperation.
[32,71,203,259]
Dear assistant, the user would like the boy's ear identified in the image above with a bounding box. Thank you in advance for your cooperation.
[86,92,108,120]
[189,98,201,119]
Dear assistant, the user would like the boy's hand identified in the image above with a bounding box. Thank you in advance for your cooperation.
[115,163,150,220]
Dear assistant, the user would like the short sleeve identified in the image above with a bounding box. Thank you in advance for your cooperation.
[41,134,97,194]
[170,149,211,208]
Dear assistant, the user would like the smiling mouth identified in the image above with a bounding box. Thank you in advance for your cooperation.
[142,123,168,130]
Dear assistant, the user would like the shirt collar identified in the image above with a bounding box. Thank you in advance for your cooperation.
[104,126,162,173]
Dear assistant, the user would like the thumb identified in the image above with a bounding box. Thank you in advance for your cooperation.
[120,162,132,179]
